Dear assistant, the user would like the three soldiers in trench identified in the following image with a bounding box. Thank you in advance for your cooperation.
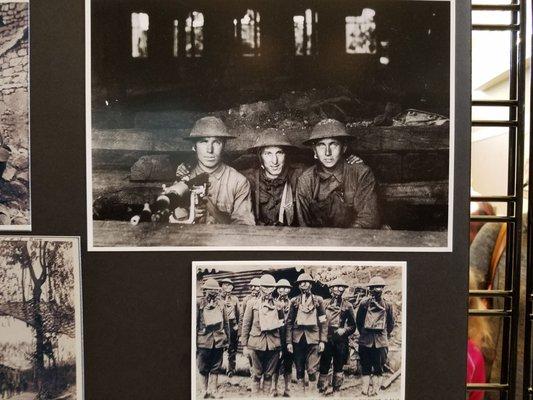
[176,116,380,228]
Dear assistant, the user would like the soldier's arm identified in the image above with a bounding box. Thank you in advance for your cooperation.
[240,300,254,346]
[355,300,366,333]
[352,166,380,229]
[231,177,256,226]
[295,177,312,227]
[234,298,241,326]
[386,302,395,335]
[344,303,357,336]
[285,300,295,346]
[316,297,328,342]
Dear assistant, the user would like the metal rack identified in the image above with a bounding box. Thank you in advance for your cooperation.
[469,0,527,398]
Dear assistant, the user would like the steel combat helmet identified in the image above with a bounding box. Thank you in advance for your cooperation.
[296,273,314,283]
[249,128,295,151]
[276,279,292,288]
[186,116,235,141]
[368,276,386,287]
[260,274,277,287]
[303,118,354,145]
[327,277,349,288]
[202,278,221,291]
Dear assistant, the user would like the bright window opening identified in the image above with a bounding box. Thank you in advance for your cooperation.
[186,11,204,58]
[345,8,377,54]
[294,9,318,56]
[234,9,261,57]
[131,12,149,58]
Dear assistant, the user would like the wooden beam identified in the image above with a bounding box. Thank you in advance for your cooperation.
[92,124,449,153]
[92,220,447,248]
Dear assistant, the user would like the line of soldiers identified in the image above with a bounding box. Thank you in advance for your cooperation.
[196,273,395,398]
[175,116,380,228]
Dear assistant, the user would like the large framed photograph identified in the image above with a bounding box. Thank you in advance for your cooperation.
[192,261,406,399]
[0,237,83,400]
[87,0,455,251]
[0,0,31,231]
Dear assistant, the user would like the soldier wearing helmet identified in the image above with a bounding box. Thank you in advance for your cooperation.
[285,273,328,394]
[356,276,395,396]
[241,274,286,395]
[196,278,230,398]
[176,116,255,225]
[239,277,263,368]
[296,118,380,229]
[242,128,303,226]
[219,278,240,378]
[318,277,357,395]
[271,279,293,397]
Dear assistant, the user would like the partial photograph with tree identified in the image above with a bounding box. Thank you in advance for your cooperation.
[0,237,83,400]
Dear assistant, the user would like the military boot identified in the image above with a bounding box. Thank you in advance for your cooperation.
[282,372,291,397]
[263,379,273,397]
[317,374,328,393]
[251,378,261,395]
[271,373,279,397]
[333,372,344,393]
[297,379,306,395]
[361,375,371,396]
[209,374,220,399]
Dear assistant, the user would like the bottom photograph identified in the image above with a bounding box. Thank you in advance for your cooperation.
[192,261,406,400]
[0,237,83,400]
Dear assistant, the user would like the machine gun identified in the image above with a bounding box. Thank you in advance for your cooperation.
[129,173,209,225]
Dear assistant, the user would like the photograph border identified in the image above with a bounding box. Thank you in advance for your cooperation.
[0,235,84,400]
[0,0,32,232]
[191,260,407,400]
[85,0,456,252]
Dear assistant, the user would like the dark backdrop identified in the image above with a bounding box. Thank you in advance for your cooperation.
[28,0,470,399]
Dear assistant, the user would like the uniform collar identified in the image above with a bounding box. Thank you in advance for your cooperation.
[317,161,344,182]
[194,163,226,180]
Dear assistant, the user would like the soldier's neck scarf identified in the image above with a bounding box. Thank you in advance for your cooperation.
[258,167,294,225]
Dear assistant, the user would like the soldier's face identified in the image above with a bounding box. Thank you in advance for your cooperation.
[221,283,233,293]
[194,137,224,169]
[260,146,286,178]
[277,287,290,296]
[204,289,218,298]
[313,138,346,169]
[370,286,384,298]
[331,286,346,296]
[299,282,311,291]
[261,286,276,295]
[251,285,260,294]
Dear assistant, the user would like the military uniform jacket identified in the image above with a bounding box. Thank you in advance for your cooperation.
[323,297,356,341]
[222,293,240,325]
[197,297,230,349]
[355,297,395,348]
[286,294,328,345]
[241,297,285,351]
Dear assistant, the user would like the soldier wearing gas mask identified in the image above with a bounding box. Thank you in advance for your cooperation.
[241,274,285,395]
[285,273,327,394]
[196,279,230,399]
[318,277,356,395]
[271,279,293,397]
[356,276,395,396]
[219,278,240,378]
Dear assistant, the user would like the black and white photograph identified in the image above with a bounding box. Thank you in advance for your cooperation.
[87,0,454,251]
[192,261,406,399]
[0,237,83,400]
[0,0,30,230]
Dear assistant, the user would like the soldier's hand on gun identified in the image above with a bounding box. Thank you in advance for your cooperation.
[286,344,293,353]
[176,163,191,180]
[318,342,325,353]
[346,154,363,165]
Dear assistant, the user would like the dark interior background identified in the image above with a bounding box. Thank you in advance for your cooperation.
[28,0,470,398]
